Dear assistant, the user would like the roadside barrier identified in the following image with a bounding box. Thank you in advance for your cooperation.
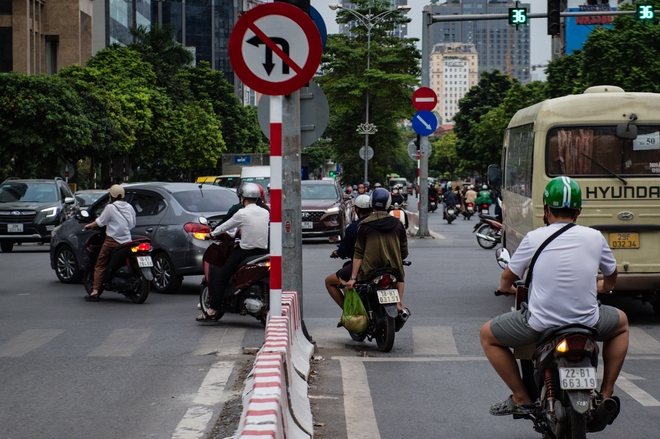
[235,291,314,439]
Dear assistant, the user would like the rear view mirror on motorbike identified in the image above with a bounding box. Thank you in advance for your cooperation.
[495,248,510,269]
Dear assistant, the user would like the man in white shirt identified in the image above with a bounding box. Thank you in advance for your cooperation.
[197,182,269,322]
[480,176,629,416]
[83,184,136,301]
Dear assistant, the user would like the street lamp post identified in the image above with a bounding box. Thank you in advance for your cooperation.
[329,3,411,184]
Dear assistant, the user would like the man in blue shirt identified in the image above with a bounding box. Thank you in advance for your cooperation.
[324,195,372,309]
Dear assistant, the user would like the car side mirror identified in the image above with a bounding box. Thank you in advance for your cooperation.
[495,248,510,269]
[64,197,75,205]
[616,122,638,140]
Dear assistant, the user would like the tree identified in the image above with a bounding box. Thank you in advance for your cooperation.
[0,73,92,178]
[545,52,585,98]
[317,0,420,185]
[429,131,459,179]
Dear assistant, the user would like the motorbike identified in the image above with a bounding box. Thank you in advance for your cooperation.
[429,196,438,213]
[389,202,408,229]
[198,221,270,325]
[493,249,620,439]
[445,203,459,224]
[480,203,490,215]
[82,229,153,304]
[473,214,502,249]
[342,261,412,352]
[462,202,475,220]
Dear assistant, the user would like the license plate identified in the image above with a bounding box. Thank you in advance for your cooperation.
[609,232,639,249]
[302,221,313,229]
[377,289,400,304]
[137,256,153,268]
[559,367,597,390]
[8,224,23,233]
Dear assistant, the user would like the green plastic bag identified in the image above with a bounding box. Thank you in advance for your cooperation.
[341,288,369,333]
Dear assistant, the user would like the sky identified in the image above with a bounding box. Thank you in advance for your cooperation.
[314,0,552,67]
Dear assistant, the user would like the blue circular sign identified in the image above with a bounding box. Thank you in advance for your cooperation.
[412,110,438,136]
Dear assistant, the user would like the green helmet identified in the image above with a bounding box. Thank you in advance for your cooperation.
[543,176,582,209]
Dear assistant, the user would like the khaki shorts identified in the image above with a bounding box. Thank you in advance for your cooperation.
[490,302,620,347]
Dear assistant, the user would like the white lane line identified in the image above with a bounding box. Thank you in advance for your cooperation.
[0,330,63,357]
[171,361,235,439]
[615,376,660,407]
[193,327,246,356]
[629,327,660,355]
[339,358,381,439]
[87,328,153,357]
[413,326,459,356]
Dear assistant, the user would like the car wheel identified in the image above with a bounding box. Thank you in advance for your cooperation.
[1,242,14,253]
[152,252,183,294]
[55,245,83,283]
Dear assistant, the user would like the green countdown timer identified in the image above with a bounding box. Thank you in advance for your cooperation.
[636,4,655,21]
[508,7,528,26]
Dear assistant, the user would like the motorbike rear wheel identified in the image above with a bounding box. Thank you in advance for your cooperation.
[83,268,104,296]
[564,405,586,439]
[130,278,150,304]
[349,331,367,342]
[199,284,225,321]
[476,224,498,250]
[375,313,395,352]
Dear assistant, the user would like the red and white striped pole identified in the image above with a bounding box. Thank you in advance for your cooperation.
[417,149,421,212]
[269,95,283,317]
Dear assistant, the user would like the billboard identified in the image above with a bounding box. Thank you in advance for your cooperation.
[565,4,616,55]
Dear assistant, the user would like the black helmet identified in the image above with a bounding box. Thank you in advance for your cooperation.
[370,187,392,210]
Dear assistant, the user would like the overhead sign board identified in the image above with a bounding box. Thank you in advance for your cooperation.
[229,3,322,96]
[412,87,438,111]
[412,110,438,136]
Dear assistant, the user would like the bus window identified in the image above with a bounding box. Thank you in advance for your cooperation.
[547,126,660,177]
[505,123,534,197]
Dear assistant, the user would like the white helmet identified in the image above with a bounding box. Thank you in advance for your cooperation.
[239,182,261,199]
[469,185,475,190]
[354,194,371,209]
[482,184,488,190]
[108,184,125,199]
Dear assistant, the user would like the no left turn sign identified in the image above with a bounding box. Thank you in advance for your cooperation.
[229,3,322,96]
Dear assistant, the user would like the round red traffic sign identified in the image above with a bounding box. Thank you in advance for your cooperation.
[229,3,322,96]
[412,87,438,111]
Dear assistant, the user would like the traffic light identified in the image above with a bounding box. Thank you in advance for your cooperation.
[329,171,337,177]
[636,4,655,21]
[508,7,528,26]
[547,0,561,36]
[275,0,310,15]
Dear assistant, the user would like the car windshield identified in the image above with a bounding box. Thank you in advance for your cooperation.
[170,189,237,213]
[0,182,57,203]
[302,184,338,200]
[76,192,104,206]
[241,176,270,190]
[214,176,241,189]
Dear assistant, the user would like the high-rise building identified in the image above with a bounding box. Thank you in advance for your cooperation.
[428,0,530,84]
[0,0,94,74]
[430,43,479,123]
[92,0,151,52]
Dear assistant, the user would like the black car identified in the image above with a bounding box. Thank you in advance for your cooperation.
[50,182,237,293]
[301,179,352,239]
[0,177,78,252]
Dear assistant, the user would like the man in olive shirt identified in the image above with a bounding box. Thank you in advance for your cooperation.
[344,188,410,328]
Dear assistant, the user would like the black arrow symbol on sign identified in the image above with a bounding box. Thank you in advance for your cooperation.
[247,36,290,76]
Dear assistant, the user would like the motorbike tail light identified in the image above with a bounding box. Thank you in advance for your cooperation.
[556,335,589,354]
[257,261,270,268]
[373,274,394,289]
[132,242,152,253]
[184,222,212,240]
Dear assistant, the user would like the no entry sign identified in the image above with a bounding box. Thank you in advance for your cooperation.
[412,87,438,111]
[229,3,322,96]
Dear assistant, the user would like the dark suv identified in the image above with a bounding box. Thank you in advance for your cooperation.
[301,179,352,239]
[0,178,77,252]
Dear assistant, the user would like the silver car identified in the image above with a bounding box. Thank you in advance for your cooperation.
[50,182,238,293]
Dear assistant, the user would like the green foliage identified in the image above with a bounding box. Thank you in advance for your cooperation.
[429,131,459,179]
[318,0,420,185]
[0,73,92,178]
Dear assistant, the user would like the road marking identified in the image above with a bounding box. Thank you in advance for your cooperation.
[171,361,235,439]
[429,230,446,239]
[193,327,246,356]
[413,326,459,356]
[0,329,63,357]
[629,327,660,354]
[615,375,660,407]
[339,358,381,439]
[87,328,153,357]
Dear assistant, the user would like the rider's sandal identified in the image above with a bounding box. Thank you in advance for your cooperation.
[489,395,533,416]
[196,312,220,323]
[84,293,100,302]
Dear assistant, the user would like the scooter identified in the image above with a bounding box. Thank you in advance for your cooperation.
[389,203,408,229]
[480,203,490,215]
[82,229,153,304]
[198,224,270,325]
[429,197,438,213]
[445,203,458,224]
[462,202,475,220]
[342,261,412,352]
[493,249,620,439]
[473,214,502,249]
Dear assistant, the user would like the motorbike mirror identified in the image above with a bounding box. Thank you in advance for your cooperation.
[80,210,90,219]
[495,248,510,270]
[198,216,208,225]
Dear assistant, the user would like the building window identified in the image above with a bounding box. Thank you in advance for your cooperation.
[0,0,11,15]
[0,27,11,72]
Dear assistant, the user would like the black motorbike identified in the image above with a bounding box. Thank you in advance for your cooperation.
[473,214,502,249]
[342,261,411,352]
[428,196,438,213]
[462,201,475,220]
[494,249,620,439]
[82,230,153,304]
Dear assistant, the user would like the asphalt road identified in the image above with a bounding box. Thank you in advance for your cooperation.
[2,198,660,439]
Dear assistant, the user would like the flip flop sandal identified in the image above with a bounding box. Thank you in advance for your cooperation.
[489,395,532,416]
[84,293,101,302]
[195,313,220,323]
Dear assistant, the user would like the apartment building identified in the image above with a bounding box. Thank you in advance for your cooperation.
[430,43,479,124]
